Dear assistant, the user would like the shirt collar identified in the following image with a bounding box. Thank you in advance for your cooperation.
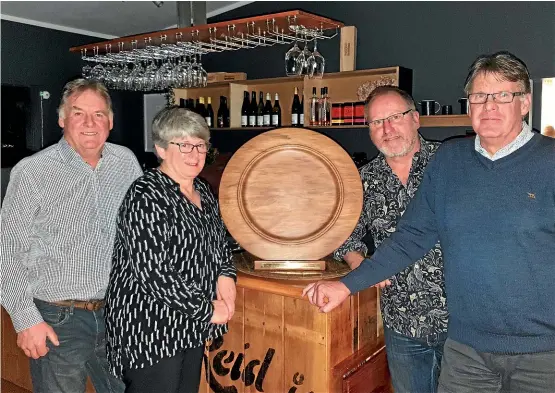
[475,121,534,161]
[57,136,110,164]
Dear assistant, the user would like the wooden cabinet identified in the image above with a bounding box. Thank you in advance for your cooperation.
[174,66,472,129]
[199,271,389,393]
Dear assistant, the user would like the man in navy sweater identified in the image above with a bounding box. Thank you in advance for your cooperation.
[303,51,555,393]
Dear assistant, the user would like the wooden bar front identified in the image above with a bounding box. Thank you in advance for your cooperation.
[1,271,390,393]
[199,269,390,393]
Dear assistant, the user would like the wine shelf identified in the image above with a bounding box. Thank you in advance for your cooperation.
[175,67,472,130]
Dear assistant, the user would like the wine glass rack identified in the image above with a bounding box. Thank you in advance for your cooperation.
[69,10,344,64]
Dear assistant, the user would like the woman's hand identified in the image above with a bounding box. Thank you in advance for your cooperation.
[210,300,230,324]
[216,276,236,320]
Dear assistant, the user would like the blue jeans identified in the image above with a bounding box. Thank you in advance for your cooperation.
[30,299,124,393]
[384,326,447,393]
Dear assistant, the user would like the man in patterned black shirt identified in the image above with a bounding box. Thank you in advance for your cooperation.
[332,86,448,393]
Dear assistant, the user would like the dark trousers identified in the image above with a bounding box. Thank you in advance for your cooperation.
[438,338,555,393]
[384,326,447,393]
[122,346,204,393]
[30,299,124,393]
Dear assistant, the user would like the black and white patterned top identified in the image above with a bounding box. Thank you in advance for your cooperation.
[105,168,236,378]
[334,136,448,338]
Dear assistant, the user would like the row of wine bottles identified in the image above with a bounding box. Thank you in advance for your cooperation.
[179,86,333,129]
[179,96,231,128]
[241,91,282,127]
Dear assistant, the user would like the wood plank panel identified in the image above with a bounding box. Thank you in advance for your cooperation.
[203,287,245,393]
[283,297,327,393]
[243,289,284,393]
[357,287,380,350]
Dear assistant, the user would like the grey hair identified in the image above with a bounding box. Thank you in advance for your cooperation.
[464,51,531,95]
[152,106,210,149]
[364,85,416,119]
[58,79,112,118]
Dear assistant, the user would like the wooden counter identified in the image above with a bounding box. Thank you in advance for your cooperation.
[1,273,390,393]
[199,271,391,393]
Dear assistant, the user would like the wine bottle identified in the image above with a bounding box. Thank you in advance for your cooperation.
[291,87,302,127]
[263,93,272,126]
[206,97,214,128]
[196,97,206,118]
[324,87,331,126]
[300,89,305,126]
[318,88,325,126]
[310,87,319,126]
[272,93,282,127]
[241,91,250,127]
[217,96,226,128]
[257,91,265,127]
[249,91,257,127]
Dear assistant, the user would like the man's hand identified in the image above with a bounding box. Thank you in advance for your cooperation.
[375,279,392,288]
[210,300,230,324]
[17,322,59,359]
[216,276,236,320]
[302,281,351,313]
[344,252,392,288]
[343,251,364,270]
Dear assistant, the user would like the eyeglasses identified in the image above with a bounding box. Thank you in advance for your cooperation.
[369,109,414,130]
[169,141,211,154]
[468,91,525,104]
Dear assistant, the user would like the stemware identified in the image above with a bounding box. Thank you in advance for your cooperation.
[307,38,325,79]
[284,31,302,76]
[295,33,312,76]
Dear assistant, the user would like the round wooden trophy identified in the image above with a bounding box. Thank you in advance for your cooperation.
[219,127,363,273]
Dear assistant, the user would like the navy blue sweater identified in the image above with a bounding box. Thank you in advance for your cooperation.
[342,133,555,354]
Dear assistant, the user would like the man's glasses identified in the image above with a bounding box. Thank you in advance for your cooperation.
[468,91,525,104]
[369,109,414,130]
[169,141,211,154]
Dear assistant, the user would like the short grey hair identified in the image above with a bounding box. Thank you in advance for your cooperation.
[464,51,531,95]
[152,106,210,148]
[58,79,112,118]
[364,85,416,119]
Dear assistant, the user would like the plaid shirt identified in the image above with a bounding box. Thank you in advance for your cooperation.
[1,137,143,332]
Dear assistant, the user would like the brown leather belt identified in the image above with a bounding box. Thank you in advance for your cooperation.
[50,299,105,311]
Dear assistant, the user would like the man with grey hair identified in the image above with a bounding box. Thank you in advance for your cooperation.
[333,85,448,393]
[1,78,143,393]
[304,51,555,393]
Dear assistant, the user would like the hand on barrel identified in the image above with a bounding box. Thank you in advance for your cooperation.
[211,275,237,324]
[302,281,351,313]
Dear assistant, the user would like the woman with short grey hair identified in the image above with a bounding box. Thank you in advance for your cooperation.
[105,107,237,393]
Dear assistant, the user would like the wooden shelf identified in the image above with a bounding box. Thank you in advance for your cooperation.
[70,10,344,54]
[419,114,471,127]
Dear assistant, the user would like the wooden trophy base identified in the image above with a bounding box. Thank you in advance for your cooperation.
[254,260,326,271]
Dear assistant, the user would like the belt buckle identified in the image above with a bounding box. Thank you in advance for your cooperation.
[84,301,101,311]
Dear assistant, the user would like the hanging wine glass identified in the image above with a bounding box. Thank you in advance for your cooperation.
[295,33,312,76]
[284,30,302,76]
[307,38,325,79]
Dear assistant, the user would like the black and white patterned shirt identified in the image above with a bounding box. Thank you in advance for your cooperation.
[1,137,143,332]
[334,136,448,338]
[105,168,236,378]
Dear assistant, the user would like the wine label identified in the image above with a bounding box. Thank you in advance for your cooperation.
[263,114,271,126]
[257,115,264,126]
[272,114,279,126]
[249,115,256,126]
[291,113,299,125]
[299,113,304,125]
[241,115,248,126]
[205,117,212,127]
